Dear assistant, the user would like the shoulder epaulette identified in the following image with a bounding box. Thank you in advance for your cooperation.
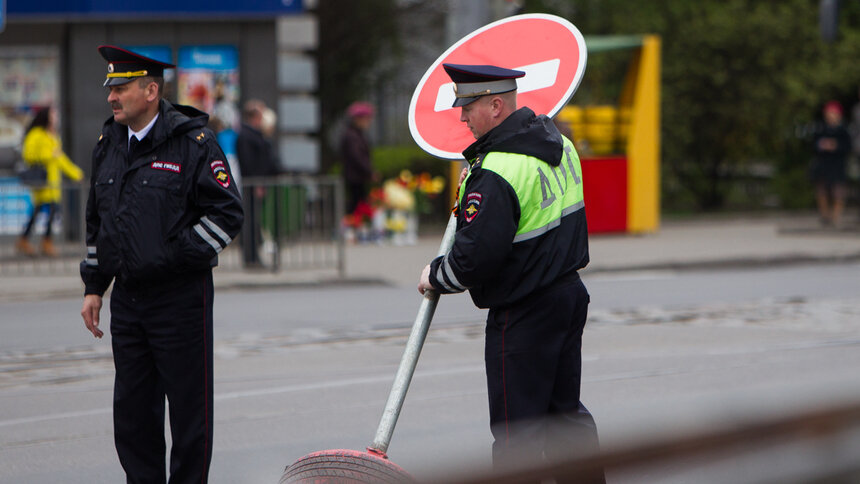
[189,130,208,145]
[472,154,485,170]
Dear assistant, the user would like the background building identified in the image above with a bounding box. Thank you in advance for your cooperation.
[0,0,319,176]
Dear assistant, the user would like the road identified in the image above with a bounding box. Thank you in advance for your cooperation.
[1,262,859,483]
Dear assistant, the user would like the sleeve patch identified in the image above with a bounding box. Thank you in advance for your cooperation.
[210,160,231,188]
[464,192,482,223]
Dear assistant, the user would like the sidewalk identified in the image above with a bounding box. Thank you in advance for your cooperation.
[1,213,858,302]
[342,212,860,286]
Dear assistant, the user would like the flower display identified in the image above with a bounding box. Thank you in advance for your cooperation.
[342,199,375,228]
[383,179,415,211]
[390,170,446,214]
[342,170,447,245]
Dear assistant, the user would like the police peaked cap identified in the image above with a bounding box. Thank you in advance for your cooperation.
[443,63,526,107]
[98,45,175,87]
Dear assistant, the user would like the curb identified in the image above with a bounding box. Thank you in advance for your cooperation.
[583,252,860,274]
[6,252,858,304]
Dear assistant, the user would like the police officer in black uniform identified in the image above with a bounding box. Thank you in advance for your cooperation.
[418,64,602,482]
[80,46,243,483]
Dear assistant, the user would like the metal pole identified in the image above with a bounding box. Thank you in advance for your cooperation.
[369,214,458,456]
[271,180,281,272]
[333,177,346,279]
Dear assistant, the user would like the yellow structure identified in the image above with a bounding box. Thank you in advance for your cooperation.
[583,105,618,155]
[448,35,661,232]
[620,35,661,233]
[558,34,661,234]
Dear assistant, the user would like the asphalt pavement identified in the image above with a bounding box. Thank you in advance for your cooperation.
[2,211,859,484]
[1,212,859,302]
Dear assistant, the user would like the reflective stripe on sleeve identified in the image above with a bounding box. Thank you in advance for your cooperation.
[193,223,224,253]
[512,201,584,243]
[442,254,467,291]
[200,216,232,246]
[434,264,458,292]
[85,246,98,266]
[435,254,467,293]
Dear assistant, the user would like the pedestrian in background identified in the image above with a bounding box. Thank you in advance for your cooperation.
[80,45,243,483]
[236,99,280,267]
[16,106,83,257]
[340,101,376,216]
[417,64,602,482]
[812,100,851,228]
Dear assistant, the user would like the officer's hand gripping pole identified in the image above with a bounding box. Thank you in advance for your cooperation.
[367,214,458,458]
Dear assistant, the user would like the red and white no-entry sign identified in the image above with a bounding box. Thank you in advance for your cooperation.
[408,14,587,160]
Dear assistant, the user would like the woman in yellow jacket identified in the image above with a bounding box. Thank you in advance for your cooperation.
[16,107,83,257]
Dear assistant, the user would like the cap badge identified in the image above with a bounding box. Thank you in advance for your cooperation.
[108,63,115,73]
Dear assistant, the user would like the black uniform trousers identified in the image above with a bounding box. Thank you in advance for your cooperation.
[485,274,603,483]
[110,270,214,484]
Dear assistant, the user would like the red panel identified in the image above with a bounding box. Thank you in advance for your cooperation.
[581,156,628,233]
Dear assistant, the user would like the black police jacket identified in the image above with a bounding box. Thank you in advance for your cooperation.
[81,100,244,296]
[428,107,589,309]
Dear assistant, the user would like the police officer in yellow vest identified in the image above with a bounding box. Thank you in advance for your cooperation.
[418,64,602,481]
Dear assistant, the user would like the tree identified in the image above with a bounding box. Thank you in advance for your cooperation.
[316,0,449,172]
[316,0,401,172]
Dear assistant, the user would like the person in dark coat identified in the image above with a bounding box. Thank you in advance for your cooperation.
[812,100,851,228]
[80,45,243,483]
[235,99,280,266]
[340,101,376,215]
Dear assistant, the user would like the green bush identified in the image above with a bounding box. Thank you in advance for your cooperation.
[372,145,452,179]
[771,165,815,210]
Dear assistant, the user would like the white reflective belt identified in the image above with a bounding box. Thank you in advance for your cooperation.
[85,258,99,267]
[193,223,223,253]
[201,216,232,246]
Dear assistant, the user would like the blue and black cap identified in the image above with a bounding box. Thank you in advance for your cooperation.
[442,63,526,107]
[98,45,175,87]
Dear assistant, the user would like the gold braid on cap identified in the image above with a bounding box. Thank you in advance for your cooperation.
[453,84,492,99]
[106,70,149,79]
